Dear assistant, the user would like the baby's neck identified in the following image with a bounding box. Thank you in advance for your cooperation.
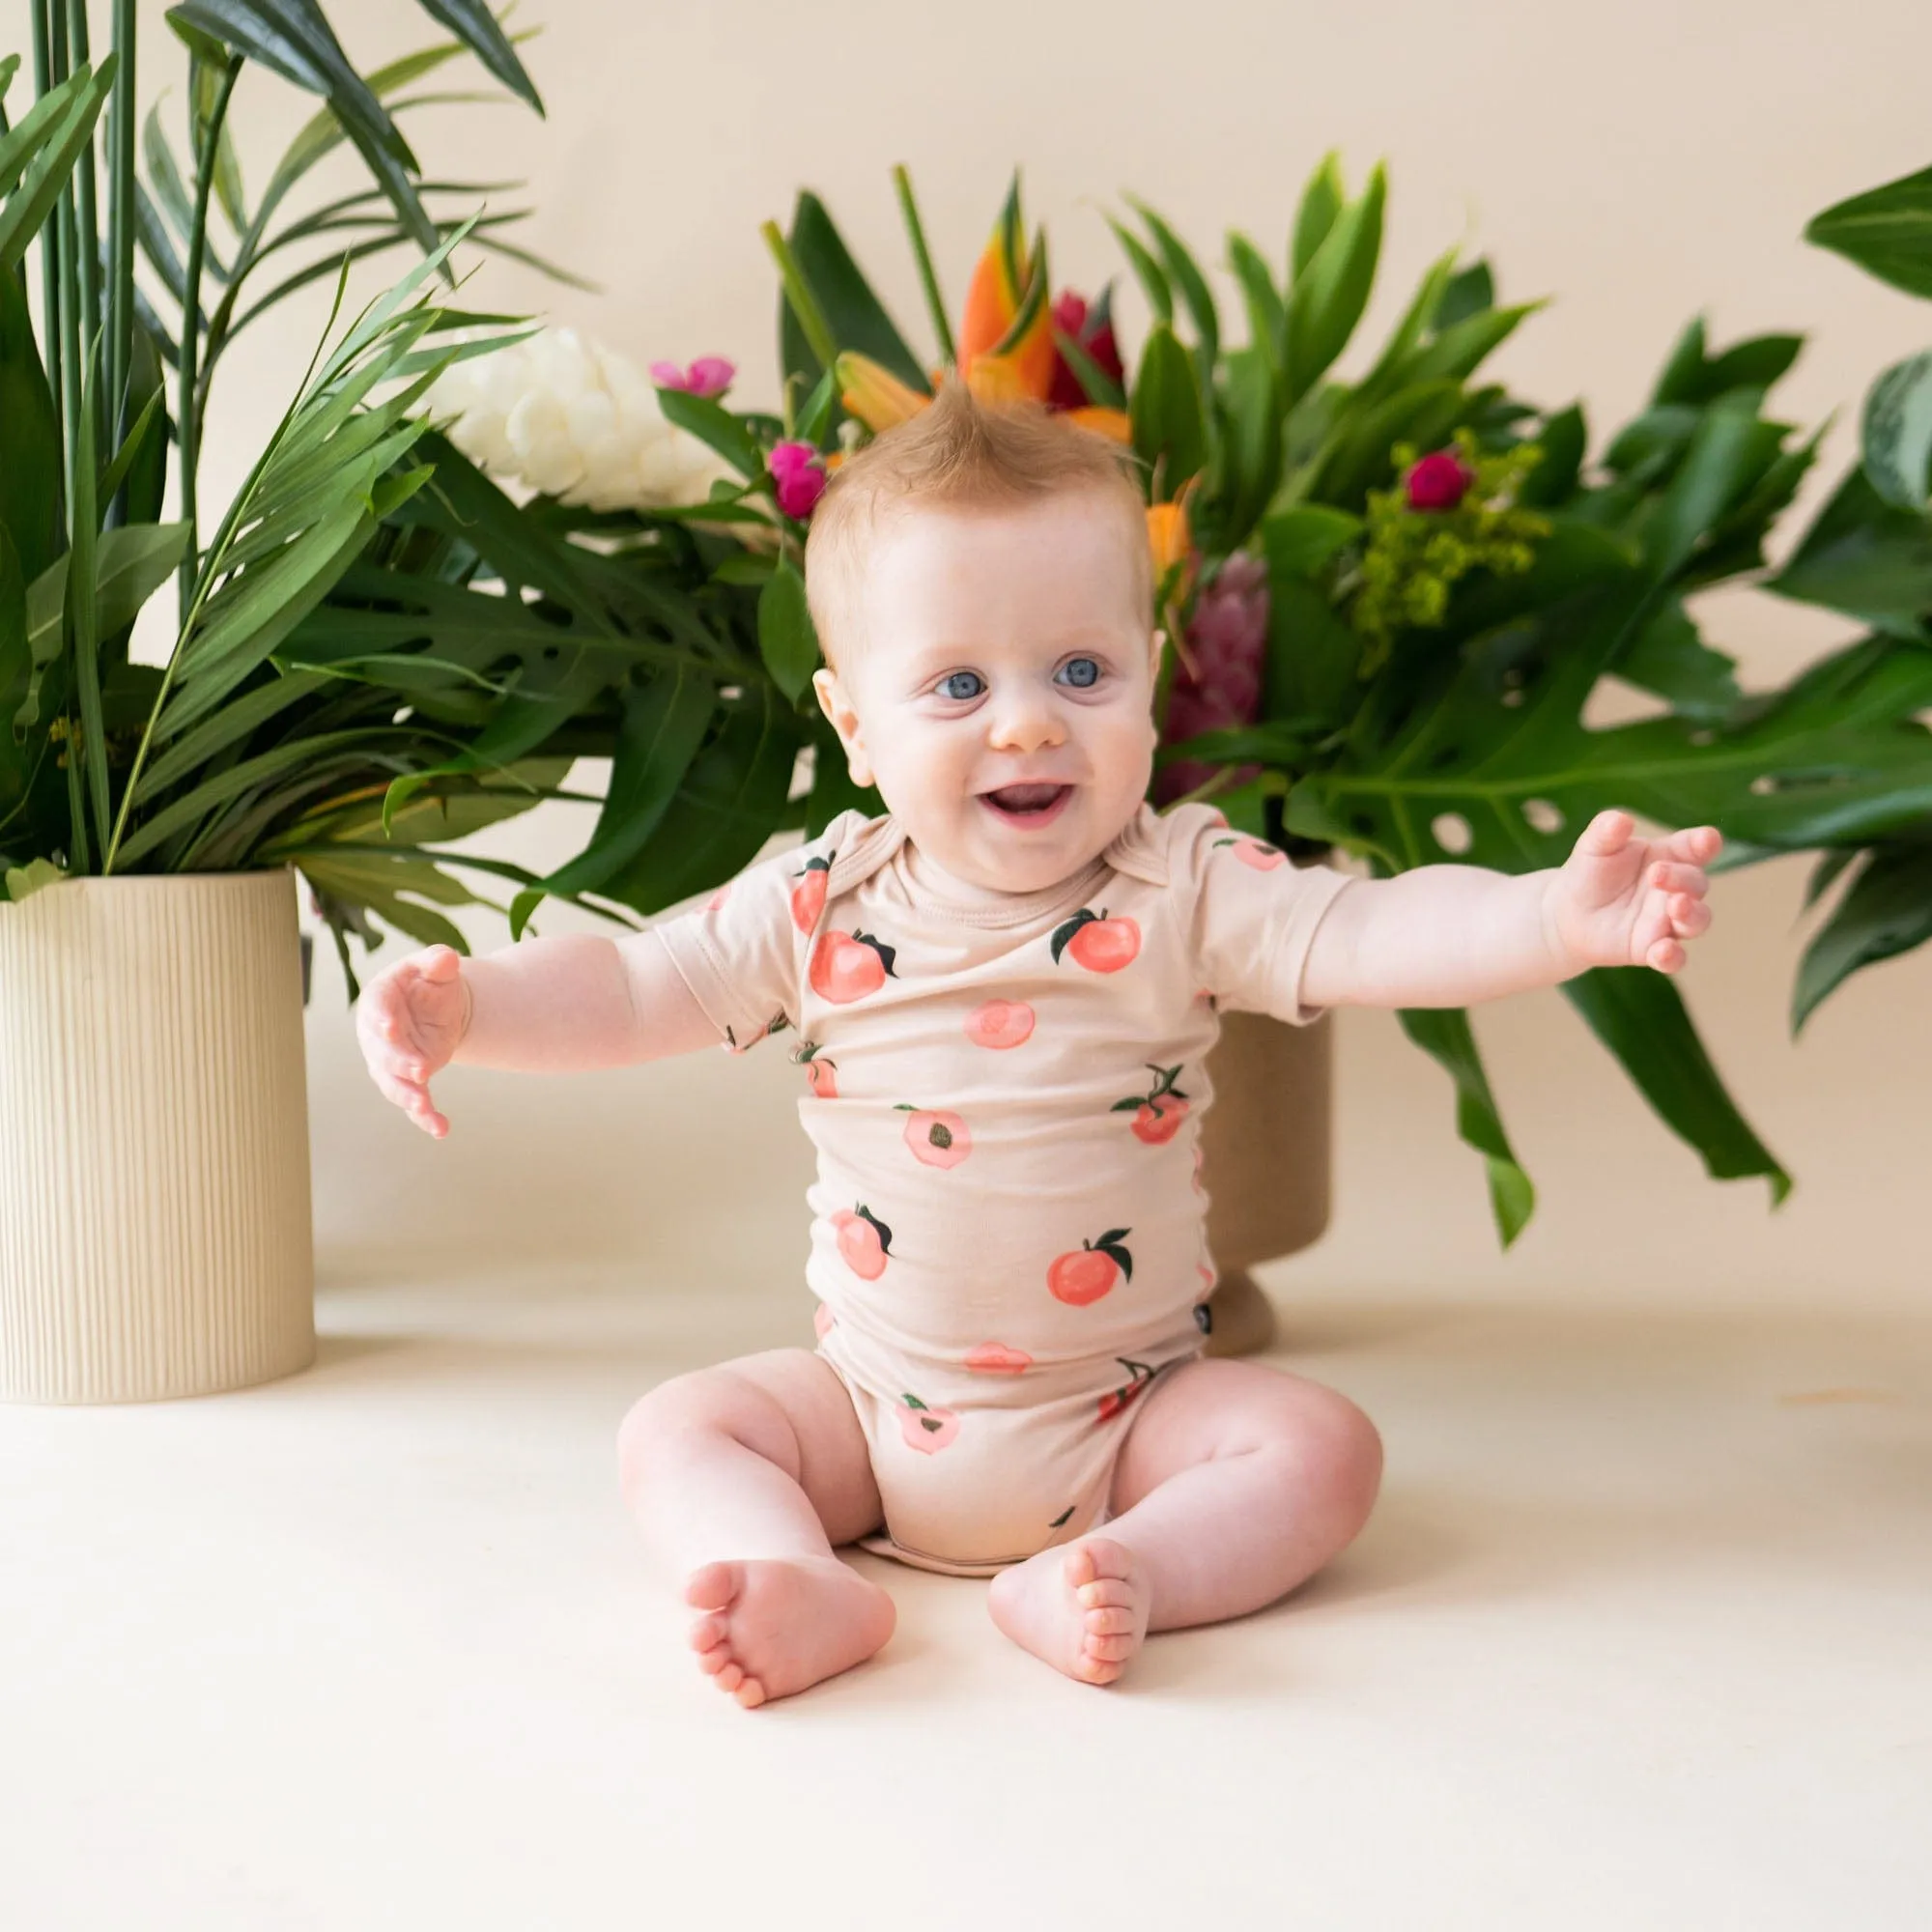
[898,826,1119,911]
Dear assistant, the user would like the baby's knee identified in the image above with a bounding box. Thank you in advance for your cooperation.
[614,1366,791,1501]
[1298,1390,1383,1532]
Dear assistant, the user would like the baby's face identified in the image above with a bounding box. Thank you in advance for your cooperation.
[810,489,1165,897]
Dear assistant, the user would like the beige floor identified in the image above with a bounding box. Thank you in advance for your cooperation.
[3,835,1930,1929]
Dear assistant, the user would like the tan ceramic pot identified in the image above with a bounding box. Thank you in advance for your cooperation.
[0,867,315,1405]
[1199,1008,1333,1356]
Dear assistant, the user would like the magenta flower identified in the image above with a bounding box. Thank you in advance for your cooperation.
[1405,448,1475,512]
[1154,552,1269,807]
[768,440,827,521]
[650,355,736,399]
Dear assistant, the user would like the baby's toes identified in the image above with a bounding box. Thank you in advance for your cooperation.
[1082,1631,1140,1663]
[732,1674,768,1709]
[1077,1577,1137,1612]
[1084,1605,1138,1637]
[1073,1651,1126,1686]
[712,1658,747,1696]
[688,1611,730,1655]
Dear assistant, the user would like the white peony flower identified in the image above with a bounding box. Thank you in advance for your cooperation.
[420,326,743,514]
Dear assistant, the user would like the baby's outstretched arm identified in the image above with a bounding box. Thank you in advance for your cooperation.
[356,929,718,1137]
[1299,809,1720,1010]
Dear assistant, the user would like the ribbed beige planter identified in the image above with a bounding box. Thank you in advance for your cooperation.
[0,867,315,1405]
[1200,1007,1333,1357]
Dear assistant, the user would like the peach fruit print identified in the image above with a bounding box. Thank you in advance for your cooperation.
[1097,1358,1157,1422]
[894,1103,972,1167]
[964,1341,1033,1374]
[832,1205,893,1279]
[810,928,896,1003]
[965,998,1035,1049]
[1213,833,1287,870]
[1048,1229,1133,1305]
[1111,1063,1191,1145]
[898,1393,961,1453]
[1049,906,1140,973]
[789,853,833,932]
[791,1039,838,1097]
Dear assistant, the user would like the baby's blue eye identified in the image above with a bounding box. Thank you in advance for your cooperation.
[1059,657,1101,688]
[939,671,983,700]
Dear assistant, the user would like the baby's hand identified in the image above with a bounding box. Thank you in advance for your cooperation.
[355,942,469,1138]
[1542,809,1719,976]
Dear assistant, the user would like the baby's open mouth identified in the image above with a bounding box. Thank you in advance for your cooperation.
[980,782,1073,824]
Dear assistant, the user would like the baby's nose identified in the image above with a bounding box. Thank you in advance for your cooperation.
[984,693,1065,753]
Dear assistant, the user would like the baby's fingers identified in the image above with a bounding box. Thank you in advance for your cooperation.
[1647,861,1708,899]
[1660,824,1721,865]
[369,1063,450,1138]
[1669,892,1713,940]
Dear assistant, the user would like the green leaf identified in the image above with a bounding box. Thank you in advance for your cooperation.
[0,259,63,582]
[1129,323,1207,492]
[167,2,443,269]
[594,680,804,919]
[1520,404,1587,508]
[1435,260,1494,332]
[1766,465,1932,635]
[1353,245,1456,407]
[1650,317,1708,409]
[1804,163,1932,300]
[1861,350,1932,510]
[1397,1007,1537,1247]
[1259,503,1362,581]
[1792,844,1932,1032]
[655,386,763,481]
[1612,598,1742,721]
[1208,347,1282,550]
[1290,152,1345,282]
[1125,196,1218,381]
[1104,214,1173,327]
[509,664,716,936]
[1641,398,1787,581]
[1314,377,1463,509]
[1397,301,1545,391]
[1226,231,1285,373]
[412,0,546,114]
[1284,161,1383,401]
[1052,327,1126,411]
[777,190,927,393]
[70,338,112,857]
[294,843,478,952]
[2,855,67,903]
[0,57,117,278]
[1262,573,1358,726]
[1561,967,1791,1204]
[757,559,819,703]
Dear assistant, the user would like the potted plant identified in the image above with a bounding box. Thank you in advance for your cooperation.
[417,153,1932,1355]
[0,4,745,1404]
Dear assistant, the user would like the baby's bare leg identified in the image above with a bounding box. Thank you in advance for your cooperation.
[616,1348,894,1708]
[987,1357,1382,1686]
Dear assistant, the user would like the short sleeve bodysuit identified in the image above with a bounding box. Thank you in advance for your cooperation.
[651,800,1357,1576]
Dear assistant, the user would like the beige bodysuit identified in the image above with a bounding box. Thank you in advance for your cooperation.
[651,799,1357,1576]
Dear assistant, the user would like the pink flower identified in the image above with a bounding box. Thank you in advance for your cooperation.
[1405,448,1474,511]
[650,355,736,399]
[768,440,827,521]
[1154,551,1269,807]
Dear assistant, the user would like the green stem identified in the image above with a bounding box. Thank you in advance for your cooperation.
[29,5,63,448]
[892,164,955,369]
[759,218,838,374]
[64,0,100,449]
[105,0,136,506]
[176,54,242,629]
[49,6,81,507]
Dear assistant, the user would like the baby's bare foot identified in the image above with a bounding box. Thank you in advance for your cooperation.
[684,1556,895,1708]
[986,1535,1151,1686]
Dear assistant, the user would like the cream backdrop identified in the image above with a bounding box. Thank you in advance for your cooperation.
[20,0,1929,1307]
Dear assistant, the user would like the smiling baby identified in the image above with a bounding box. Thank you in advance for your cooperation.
[356,382,1720,1707]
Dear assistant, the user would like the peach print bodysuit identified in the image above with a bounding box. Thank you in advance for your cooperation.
[650,800,1358,1577]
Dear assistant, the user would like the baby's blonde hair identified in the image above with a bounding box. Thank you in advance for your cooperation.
[803,379,1151,675]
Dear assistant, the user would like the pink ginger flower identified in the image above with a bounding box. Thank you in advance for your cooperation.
[1153,551,1269,808]
[768,440,827,521]
[650,355,736,399]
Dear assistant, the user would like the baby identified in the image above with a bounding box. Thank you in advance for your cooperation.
[356,383,1719,1708]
